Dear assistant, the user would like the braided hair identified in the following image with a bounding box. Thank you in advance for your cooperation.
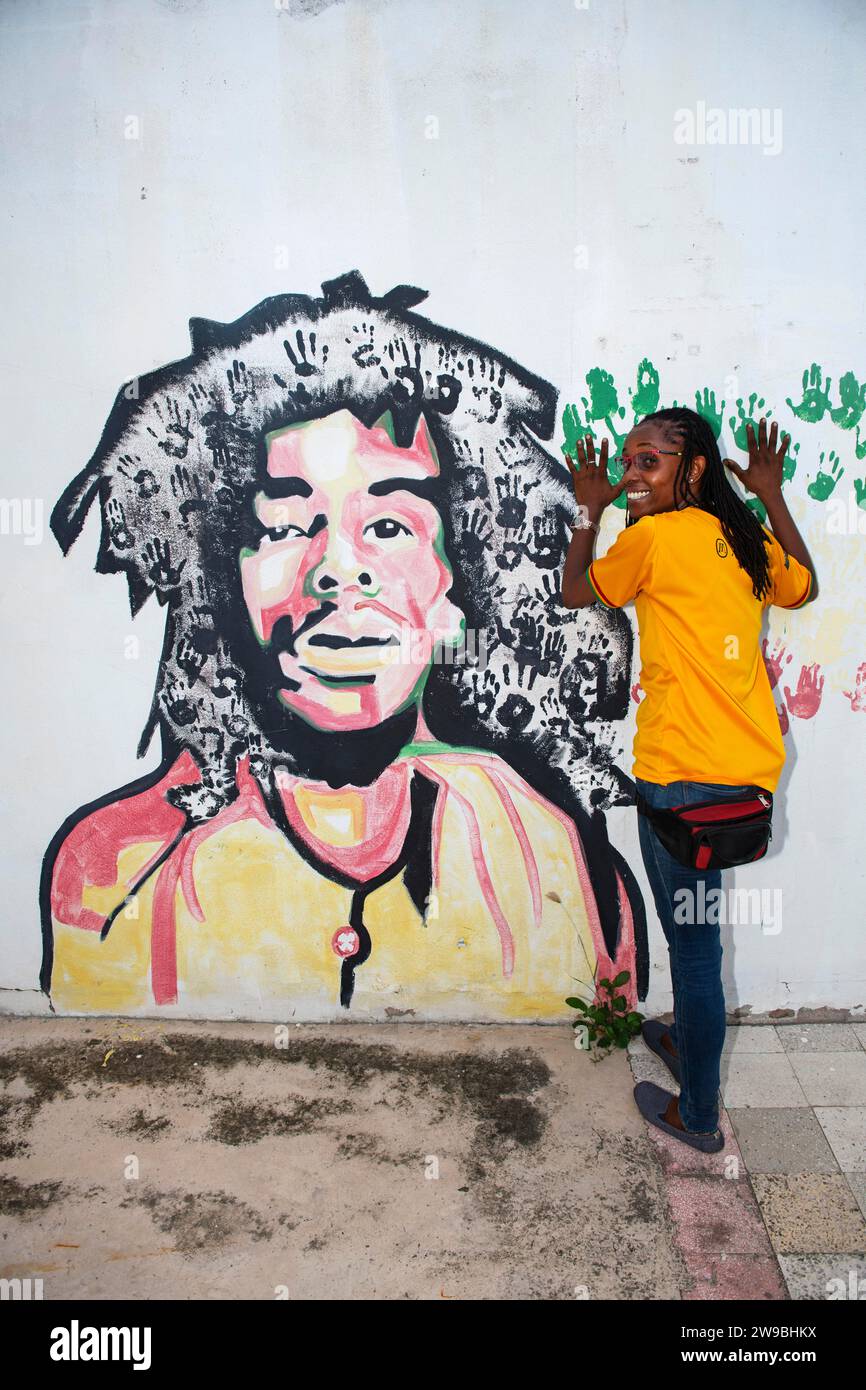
[632,406,772,601]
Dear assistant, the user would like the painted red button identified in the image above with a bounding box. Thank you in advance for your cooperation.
[332,927,360,958]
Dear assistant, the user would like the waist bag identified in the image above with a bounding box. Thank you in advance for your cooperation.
[635,788,773,870]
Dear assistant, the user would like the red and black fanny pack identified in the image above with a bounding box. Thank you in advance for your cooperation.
[635,788,773,870]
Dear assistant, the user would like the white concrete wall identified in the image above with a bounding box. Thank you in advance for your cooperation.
[1,0,863,1018]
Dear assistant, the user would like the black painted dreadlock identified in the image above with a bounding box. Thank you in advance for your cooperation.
[631,406,772,601]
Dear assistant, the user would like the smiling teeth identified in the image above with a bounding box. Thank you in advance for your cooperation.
[627,491,650,499]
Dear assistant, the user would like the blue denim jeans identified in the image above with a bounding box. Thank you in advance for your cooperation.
[636,776,753,1133]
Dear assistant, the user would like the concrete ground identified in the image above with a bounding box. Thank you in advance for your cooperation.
[0,1016,864,1300]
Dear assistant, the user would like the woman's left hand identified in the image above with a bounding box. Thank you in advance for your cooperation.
[723,418,789,502]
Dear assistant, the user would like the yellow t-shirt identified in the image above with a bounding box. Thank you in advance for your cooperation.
[586,508,812,792]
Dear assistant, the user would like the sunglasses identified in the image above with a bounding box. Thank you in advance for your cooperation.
[611,448,684,468]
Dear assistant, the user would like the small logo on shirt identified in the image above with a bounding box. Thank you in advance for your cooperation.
[716,538,729,558]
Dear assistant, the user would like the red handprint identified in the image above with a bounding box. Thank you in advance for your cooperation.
[630,681,644,704]
[842,662,866,712]
[783,663,824,719]
[762,638,792,691]
[777,702,789,735]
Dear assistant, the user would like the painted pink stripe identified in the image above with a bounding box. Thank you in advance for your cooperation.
[151,761,277,993]
[177,834,205,923]
[510,780,610,987]
[133,839,178,887]
[483,767,542,928]
[150,853,181,1006]
[613,869,636,1007]
[175,775,273,923]
[413,757,514,977]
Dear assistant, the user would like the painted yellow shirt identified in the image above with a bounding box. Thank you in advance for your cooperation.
[49,749,622,1023]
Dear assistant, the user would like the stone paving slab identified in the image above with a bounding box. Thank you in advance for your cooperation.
[777,1254,866,1302]
[787,1052,866,1107]
[749,1174,866,1255]
[777,1024,863,1053]
[727,1107,841,1174]
[813,1107,866,1173]
[719,1053,810,1109]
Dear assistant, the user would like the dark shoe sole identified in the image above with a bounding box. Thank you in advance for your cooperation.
[633,1081,725,1152]
[641,1019,682,1086]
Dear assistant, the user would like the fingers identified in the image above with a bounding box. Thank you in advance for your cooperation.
[575,432,596,468]
[570,433,606,471]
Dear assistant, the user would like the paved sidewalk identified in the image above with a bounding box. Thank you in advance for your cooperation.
[628,1021,866,1300]
[0,1016,863,1300]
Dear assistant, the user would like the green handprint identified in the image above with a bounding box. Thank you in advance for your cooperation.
[729,395,772,451]
[786,363,832,424]
[630,358,660,418]
[855,479,866,512]
[584,367,621,422]
[605,410,630,459]
[807,449,844,501]
[695,387,724,440]
[782,439,799,484]
[562,400,591,455]
[829,371,866,431]
[746,496,767,524]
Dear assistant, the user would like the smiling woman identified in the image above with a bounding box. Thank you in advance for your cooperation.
[561,406,817,1151]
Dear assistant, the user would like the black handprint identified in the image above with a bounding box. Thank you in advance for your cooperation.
[221,697,250,740]
[147,397,193,458]
[539,630,566,676]
[144,537,187,591]
[537,571,568,625]
[212,641,244,699]
[162,680,199,727]
[105,497,134,550]
[460,507,493,564]
[349,321,380,370]
[176,635,207,683]
[283,329,325,378]
[226,359,255,408]
[495,540,524,572]
[530,512,561,569]
[494,473,534,530]
[170,464,206,521]
[118,455,160,499]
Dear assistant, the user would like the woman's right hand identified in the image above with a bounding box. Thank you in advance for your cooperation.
[564,434,626,516]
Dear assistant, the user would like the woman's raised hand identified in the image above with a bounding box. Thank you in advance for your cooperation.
[564,434,626,515]
[723,418,789,502]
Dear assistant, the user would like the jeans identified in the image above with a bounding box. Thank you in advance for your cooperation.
[635,776,753,1133]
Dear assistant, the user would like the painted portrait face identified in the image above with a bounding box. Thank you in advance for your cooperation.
[239,408,465,732]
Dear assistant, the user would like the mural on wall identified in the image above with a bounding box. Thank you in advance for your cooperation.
[42,270,647,1020]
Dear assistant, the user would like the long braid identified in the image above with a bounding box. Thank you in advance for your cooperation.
[634,406,772,601]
